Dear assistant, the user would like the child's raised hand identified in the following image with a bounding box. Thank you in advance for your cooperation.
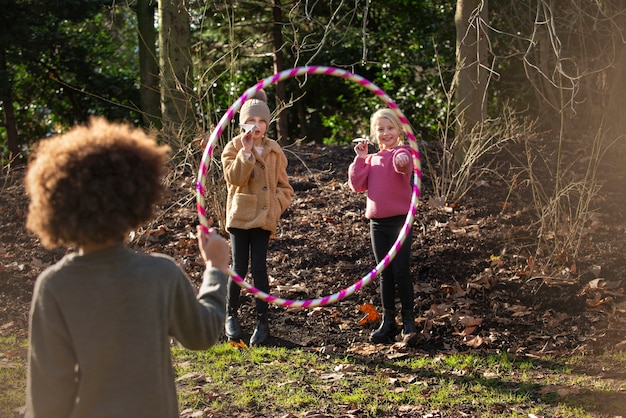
[353,140,368,158]
[197,226,231,272]
[395,152,409,168]
[240,131,253,153]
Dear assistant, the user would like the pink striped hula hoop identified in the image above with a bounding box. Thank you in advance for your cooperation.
[196,66,421,308]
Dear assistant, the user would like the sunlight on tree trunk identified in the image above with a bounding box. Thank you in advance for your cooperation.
[607,13,626,147]
[159,0,194,142]
[454,0,488,161]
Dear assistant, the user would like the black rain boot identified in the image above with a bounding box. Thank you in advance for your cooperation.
[250,312,269,346]
[225,306,242,340]
[370,310,398,343]
[401,309,417,343]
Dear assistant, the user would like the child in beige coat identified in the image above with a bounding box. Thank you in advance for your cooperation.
[221,90,293,345]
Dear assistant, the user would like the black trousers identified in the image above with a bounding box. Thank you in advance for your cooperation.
[228,227,271,315]
[370,215,414,312]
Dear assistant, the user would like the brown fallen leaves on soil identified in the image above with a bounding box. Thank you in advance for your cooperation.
[1,142,626,360]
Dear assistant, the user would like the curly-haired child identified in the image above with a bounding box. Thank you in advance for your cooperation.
[24,117,230,418]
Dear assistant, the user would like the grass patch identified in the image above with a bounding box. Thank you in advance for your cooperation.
[0,336,28,418]
[172,343,626,417]
[2,336,624,417]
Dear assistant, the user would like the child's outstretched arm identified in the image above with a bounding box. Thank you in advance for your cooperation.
[392,148,413,176]
[169,227,230,350]
[197,226,230,272]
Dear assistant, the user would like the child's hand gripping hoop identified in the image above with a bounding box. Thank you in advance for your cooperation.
[196,66,422,308]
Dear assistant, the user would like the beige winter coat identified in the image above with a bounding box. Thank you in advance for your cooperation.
[221,135,293,235]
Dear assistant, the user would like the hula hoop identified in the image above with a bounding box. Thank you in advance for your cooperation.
[196,66,422,308]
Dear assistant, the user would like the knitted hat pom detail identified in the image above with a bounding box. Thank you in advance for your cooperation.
[252,89,267,103]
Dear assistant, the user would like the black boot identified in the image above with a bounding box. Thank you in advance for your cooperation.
[250,312,269,346]
[225,306,242,340]
[401,309,417,342]
[370,310,398,343]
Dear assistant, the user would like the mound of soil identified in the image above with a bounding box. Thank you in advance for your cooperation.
[2,140,625,359]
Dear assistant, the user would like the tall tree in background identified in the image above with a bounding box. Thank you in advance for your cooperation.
[454,0,488,158]
[272,0,287,144]
[0,18,19,159]
[135,0,161,128]
[608,10,626,142]
[159,0,194,141]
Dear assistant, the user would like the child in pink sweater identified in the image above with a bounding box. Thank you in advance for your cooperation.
[348,108,416,344]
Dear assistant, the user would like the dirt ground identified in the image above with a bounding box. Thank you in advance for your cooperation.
[1,138,626,360]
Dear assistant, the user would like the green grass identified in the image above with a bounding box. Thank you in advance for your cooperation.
[0,336,28,418]
[3,337,625,417]
[171,343,626,417]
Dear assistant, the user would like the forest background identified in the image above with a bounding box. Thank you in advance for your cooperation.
[2,1,626,416]
[1,1,623,154]
[3,0,626,267]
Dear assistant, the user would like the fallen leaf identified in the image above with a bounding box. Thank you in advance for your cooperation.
[175,372,207,383]
[585,295,611,308]
[31,257,47,269]
[462,326,477,336]
[319,372,344,381]
[150,226,169,236]
[427,195,445,209]
[463,335,484,348]
[334,364,358,372]
[614,340,626,351]
[307,306,330,317]
[508,304,532,317]
[357,303,381,325]
[589,265,602,278]
[276,283,308,293]
[229,339,247,348]
[386,351,411,359]
[459,316,483,327]
[441,282,466,298]
[347,342,380,356]
[587,278,606,289]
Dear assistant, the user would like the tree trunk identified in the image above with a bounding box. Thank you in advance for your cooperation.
[0,46,19,161]
[454,0,488,158]
[136,0,161,129]
[606,8,626,147]
[272,0,288,144]
[159,0,195,142]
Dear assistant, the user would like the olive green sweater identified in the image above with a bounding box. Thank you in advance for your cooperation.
[26,244,227,418]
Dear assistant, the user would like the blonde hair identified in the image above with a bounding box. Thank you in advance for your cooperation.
[369,108,406,148]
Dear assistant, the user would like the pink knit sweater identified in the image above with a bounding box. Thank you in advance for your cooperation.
[348,145,413,219]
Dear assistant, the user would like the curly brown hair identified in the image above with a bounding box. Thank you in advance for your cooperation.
[25,117,171,249]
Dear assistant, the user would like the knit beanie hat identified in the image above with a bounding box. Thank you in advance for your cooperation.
[239,89,271,125]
